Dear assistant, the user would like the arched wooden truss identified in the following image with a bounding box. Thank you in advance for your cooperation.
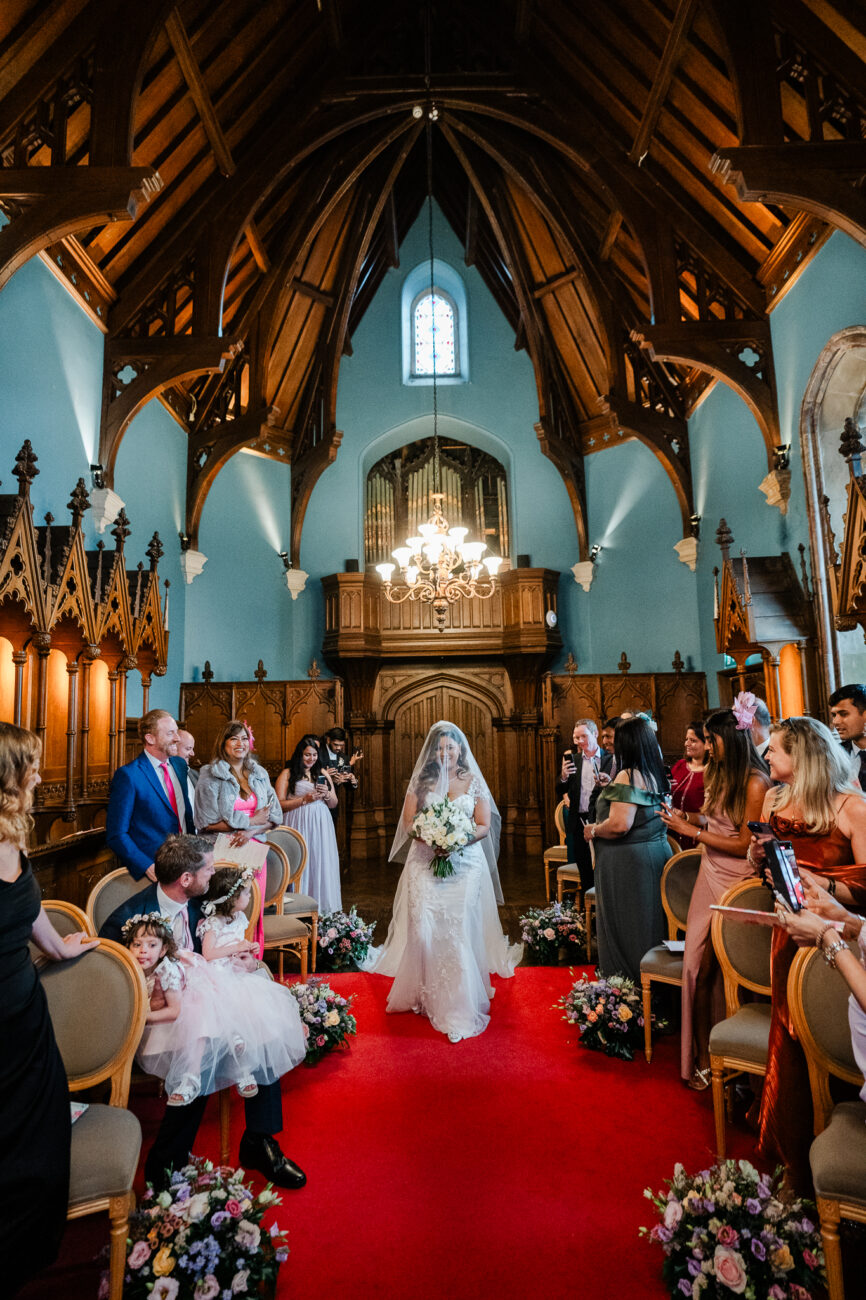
[1,0,865,559]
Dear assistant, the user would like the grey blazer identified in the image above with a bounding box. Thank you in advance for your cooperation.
[194,758,281,830]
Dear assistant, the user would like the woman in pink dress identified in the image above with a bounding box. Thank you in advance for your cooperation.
[669,721,709,848]
[660,698,770,1088]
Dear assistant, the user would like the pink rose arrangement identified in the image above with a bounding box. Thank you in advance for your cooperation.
[315,906,376,970]
[520,902,585,962]
[115,1156,288,1300]
[288,975,357,1064]
[558,972,665,1061]
[641,1159,825,1299]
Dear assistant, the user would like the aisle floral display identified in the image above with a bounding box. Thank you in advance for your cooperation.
[557,972,664,1060]
[117,1157,288,1300]
[316,907,376,970]
[641,1159,826,1299]
[288,976,357,1064]
[520,902,585,962]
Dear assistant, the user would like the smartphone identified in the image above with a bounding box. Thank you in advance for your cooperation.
[764,839,806,911]
[316,774,327,787]
[747,820,776,838]
[352,748,362,759]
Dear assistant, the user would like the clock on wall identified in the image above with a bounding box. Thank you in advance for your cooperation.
[545,609,558,628]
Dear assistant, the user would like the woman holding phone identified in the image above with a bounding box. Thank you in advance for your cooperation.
[660,700,770,1090]
[275,736,341,912]
[749,716,866,1191]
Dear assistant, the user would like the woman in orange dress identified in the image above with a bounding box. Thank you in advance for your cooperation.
[753,716,866,1192]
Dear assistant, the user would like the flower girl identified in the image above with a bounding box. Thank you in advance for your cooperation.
[198,866,266,975]
[122,912,306,1107]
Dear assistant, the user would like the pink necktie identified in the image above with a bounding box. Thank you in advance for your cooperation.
[160,761,182,832]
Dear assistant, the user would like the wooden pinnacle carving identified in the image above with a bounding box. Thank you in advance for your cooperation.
[254,660,267,682]
[111,508,131,548]
[672,650,684,674]
[202,660,214,683]
[13,440,39,496]
[146,531,164,569]
[618,651,631,674]
[716,518,734,558]
[67,477,91,522]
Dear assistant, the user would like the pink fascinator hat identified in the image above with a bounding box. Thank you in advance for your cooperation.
[731,691,758,730]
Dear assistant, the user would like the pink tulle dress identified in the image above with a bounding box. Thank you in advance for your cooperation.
[234,792,266,956]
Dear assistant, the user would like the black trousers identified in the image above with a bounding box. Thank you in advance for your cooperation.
[564,808,594,894]
[144,1080,283,1186]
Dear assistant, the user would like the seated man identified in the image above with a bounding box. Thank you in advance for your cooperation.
[100,834,306,1191]
[555,718,614,896]
[106,709,194,881]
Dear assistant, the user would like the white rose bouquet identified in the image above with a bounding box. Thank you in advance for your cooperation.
[411,796,475,878]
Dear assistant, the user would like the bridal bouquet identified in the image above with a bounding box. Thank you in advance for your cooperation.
[288,976,357,1064]
[118,1156,288,1300]
[641,1159,825,1299]
[411,796,475,878]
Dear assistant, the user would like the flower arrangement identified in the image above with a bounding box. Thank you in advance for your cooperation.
[288,976,357,1064]
[641,1159,825,1300]
[557,971,664,1059]
[519,902,585,962]
[316,907,376,971]
[411,795,475,878]
[116,1157,288,1300]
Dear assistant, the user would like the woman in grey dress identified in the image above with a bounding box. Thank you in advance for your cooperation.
[585,716,669,982]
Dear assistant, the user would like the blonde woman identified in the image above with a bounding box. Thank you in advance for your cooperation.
[753,716,866,1192]
[0,722,98,1295]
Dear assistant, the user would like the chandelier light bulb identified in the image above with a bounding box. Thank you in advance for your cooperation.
[484,555,503,576]
[448,527,468,546]
[376,562,395,582]
[391,546,412,568]
[405,565,419,585]
[406,536,423,554]
[460,541,486,564]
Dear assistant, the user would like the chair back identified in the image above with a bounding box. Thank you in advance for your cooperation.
[666,834,681,860]
[660,849,702,938]
[554,800,567,844]
[788,944,864,1135]
[711,878,774,1015]
[263,842,290,907]
[43,899,94,938]
[40,939,147,1106]
[264,825,308,890]
[87,867,151,934]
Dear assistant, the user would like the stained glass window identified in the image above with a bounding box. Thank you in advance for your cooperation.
[413,290,457,376]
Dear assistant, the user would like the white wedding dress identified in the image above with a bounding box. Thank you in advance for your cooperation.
[365,779,522,1041]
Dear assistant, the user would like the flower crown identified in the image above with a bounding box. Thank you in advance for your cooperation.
[121,911,174,942]
[732,690,758,731]
[201,867,255,917]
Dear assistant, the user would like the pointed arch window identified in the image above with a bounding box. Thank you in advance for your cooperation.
[412,288,457,378]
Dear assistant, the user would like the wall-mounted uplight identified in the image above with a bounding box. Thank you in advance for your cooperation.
[590,544,602,563]
[689,514,701,539]
[279,550,290,570]
[773,444,791,471]
[279,549,308,601]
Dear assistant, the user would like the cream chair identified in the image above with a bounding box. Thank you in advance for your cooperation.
[639,847,702,1063]
[544,800,569,902]
[40,939,147,1300]
[264,825,319,970]
[255,856,311,981]
[86,866,151,935]
[708,878,774,1160]
[43,899,95,937]
[789,943,866,1300]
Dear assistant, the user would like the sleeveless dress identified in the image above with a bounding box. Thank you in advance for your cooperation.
[594,782,669,983]
[234,791,266,957]
[283,779,342,913]
[364,780,522,1041]
[136,953,306,1100]
[758,805,866,1191]
[0,856,70,1295]
[669,760,706,849]
[198,911,271,978]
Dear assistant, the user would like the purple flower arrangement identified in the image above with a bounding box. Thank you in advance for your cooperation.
[641,1159,825,1299]
[288,975,357,1064]
[520,902,585,962]
[115,1156,288,1300]
[557,972,664,1061]
[315,906,376,971]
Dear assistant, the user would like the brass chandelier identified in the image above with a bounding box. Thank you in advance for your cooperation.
[376,115,501,632]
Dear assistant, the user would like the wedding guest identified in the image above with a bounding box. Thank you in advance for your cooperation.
[106,708,194,881]
[556,719,615,897]
[750,698,772,758]
[586,717,668,982]
[176,728,198,813]
[751,716,866,1191]
[668,720,709,847]
[194,721,281,955]
[660,700,771,1088]
[600,718,618,755]
[275,737,341,912]
[100,834,307,1190]
[829,682,866,787]
[0,722,98,1296]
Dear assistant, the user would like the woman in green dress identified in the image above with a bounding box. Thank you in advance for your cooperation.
[584,716,669,982]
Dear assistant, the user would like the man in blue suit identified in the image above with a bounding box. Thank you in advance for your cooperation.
[100,834,307,1192]
[106,709,195,880]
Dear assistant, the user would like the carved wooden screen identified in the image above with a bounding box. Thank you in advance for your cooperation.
[546,671,708,761]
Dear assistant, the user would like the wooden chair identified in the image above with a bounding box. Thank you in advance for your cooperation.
[544,800,569,902]
[40,940,148,1300]
[264,825,319,970]
[43,899,95,937]
[639,847,702,1063]
[708,878,774,1159]
[256,856,311,982]
[86,866,151,935]
[789,944,866,1300]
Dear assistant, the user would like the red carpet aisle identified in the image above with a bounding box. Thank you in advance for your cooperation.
[24,966,758,1300]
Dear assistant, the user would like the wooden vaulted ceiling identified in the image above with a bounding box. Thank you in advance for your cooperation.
[1,0,865,561]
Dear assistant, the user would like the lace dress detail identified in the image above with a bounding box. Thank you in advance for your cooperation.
[364,779,522,1041]
[196,913,270,978]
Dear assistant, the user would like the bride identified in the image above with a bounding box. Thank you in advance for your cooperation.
[364,721,522,1042]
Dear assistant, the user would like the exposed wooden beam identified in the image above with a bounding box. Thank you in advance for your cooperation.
[244,222,270,273]
[464,185,478,267]
[515,0,533,42]
[599,211,623,261]
[290,278,335,307]
[385,189,399,269]
[627,0,699,165]
[532,267,583,298]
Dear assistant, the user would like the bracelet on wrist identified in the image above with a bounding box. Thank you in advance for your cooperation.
[827,877,837,897]
[821,937,847,967]
[695,828,701,843]
[816,923,836,950]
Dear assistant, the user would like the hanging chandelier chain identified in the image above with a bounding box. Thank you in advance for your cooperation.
[426,118,439,495]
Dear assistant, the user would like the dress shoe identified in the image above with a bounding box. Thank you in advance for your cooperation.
[238,1133,307,1189]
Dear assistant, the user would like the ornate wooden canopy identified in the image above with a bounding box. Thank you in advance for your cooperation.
[1,0,863,559]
